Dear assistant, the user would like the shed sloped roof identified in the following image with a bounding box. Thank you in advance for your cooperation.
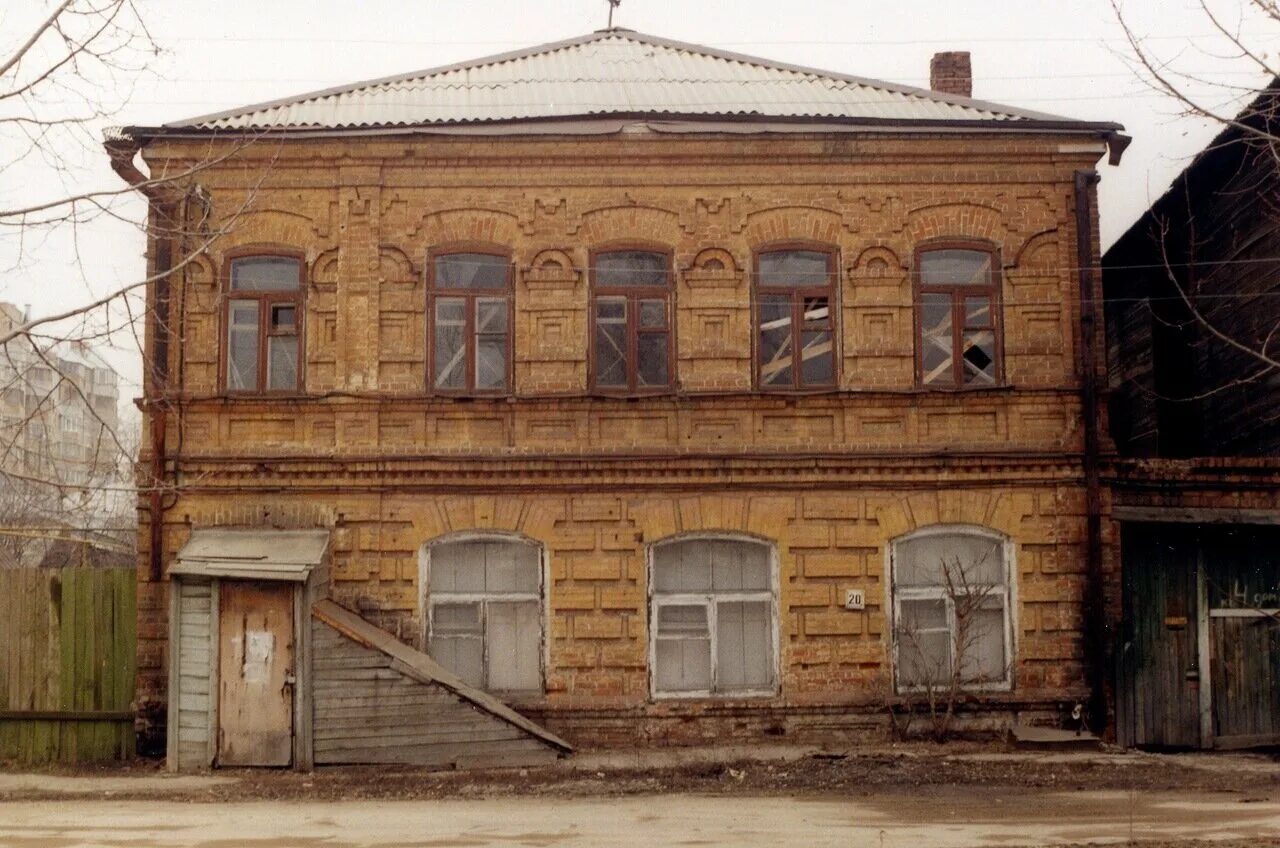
[154,29,1110,134]
[172,528,330,581]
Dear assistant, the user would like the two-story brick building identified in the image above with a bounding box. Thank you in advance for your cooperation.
[110,30,1128,767]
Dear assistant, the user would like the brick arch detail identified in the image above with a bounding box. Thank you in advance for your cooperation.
[401,207,522,248]
[736,205,847,244]
[213,208,329,257]
[573,203,683,245]
[904,202,1006,246]
[1011,228,1061,272]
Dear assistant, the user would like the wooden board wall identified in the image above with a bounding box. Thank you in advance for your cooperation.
[172,580,214,769]
[312,618,558,767]
[0,567,136,763]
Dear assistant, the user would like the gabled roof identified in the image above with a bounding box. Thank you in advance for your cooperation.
[137,29,1121,136]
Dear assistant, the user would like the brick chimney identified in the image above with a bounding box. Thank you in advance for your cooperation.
[930,51,972,98]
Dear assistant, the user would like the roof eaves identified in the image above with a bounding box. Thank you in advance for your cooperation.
[126,112,1125,140]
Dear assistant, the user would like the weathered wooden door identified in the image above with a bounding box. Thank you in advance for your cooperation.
[1115,523,1202,748]
[1206,527,1280,749]
[217,582,294,766]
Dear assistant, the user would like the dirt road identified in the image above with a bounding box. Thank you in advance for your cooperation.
[2,787,1278,848]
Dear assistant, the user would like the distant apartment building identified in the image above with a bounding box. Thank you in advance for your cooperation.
[0,301,124,565]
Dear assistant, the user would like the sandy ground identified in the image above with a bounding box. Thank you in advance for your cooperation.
[1,788,1279,848]
[2,746,1278,846]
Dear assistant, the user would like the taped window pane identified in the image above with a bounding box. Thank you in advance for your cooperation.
[920,292,953,385]
[594,298,627,388]
[433,298,466,389]
[266,335,298,391]
[800,330,835,385]
[227,300,259,390]
[758,296,793,386]
[475,336,507,391]
[962,330,996,385]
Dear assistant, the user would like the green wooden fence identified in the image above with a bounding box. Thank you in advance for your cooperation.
[0,567,136,763]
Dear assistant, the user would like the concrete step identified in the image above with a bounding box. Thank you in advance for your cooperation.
[1009,724,1102,751]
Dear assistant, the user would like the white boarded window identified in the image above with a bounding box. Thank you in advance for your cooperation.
[890,527,1012,692]
[651,538,776,696]
[427,538,543,694]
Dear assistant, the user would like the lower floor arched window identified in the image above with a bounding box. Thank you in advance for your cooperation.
[650,537,777,697]
[425,537,543,694]
[890,526,1013,692]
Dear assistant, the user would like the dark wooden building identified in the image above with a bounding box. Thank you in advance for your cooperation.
[1103,82,1280,749]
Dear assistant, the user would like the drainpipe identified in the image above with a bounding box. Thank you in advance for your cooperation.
[106,134,177,582]
[1074,169,1107,732]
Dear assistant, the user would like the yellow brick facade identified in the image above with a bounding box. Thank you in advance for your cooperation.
[135,131,1110,746]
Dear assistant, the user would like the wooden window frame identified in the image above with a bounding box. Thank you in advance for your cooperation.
[887,525,1016,695]
[426,245,515,397]
[421,534,547,696]
[752,243,839,392]
[220,247,306,396]
[648,534,780,700]
[913,241,1004,389]
[588,245,676,395]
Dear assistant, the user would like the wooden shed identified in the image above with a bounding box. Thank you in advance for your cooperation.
[167,528,569,772]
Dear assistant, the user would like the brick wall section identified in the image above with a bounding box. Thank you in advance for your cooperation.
[133,131,1111,746]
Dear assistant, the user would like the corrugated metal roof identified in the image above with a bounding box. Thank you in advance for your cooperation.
[172,528,330,582]
[157,30,1097,133]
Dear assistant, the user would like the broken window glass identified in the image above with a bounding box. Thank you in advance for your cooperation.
[917,248,1000,387]
[592,251,671,392]
[430,255,511,393]
[756,251,836,389]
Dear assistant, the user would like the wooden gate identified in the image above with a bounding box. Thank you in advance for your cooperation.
[1206,528,1280,748]
[1117,522,1280,749]
[0,567,136,763]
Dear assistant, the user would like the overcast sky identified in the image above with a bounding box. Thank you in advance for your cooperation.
[3,0,1277,409]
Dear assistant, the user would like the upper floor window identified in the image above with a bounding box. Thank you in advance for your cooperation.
[916,246,1001,388]
[429,251,512,394]
[755,248,837,390]
[226,254,303,393]
[650,537,777,697]
[591,250,672,392]
[890,526,1012,692]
